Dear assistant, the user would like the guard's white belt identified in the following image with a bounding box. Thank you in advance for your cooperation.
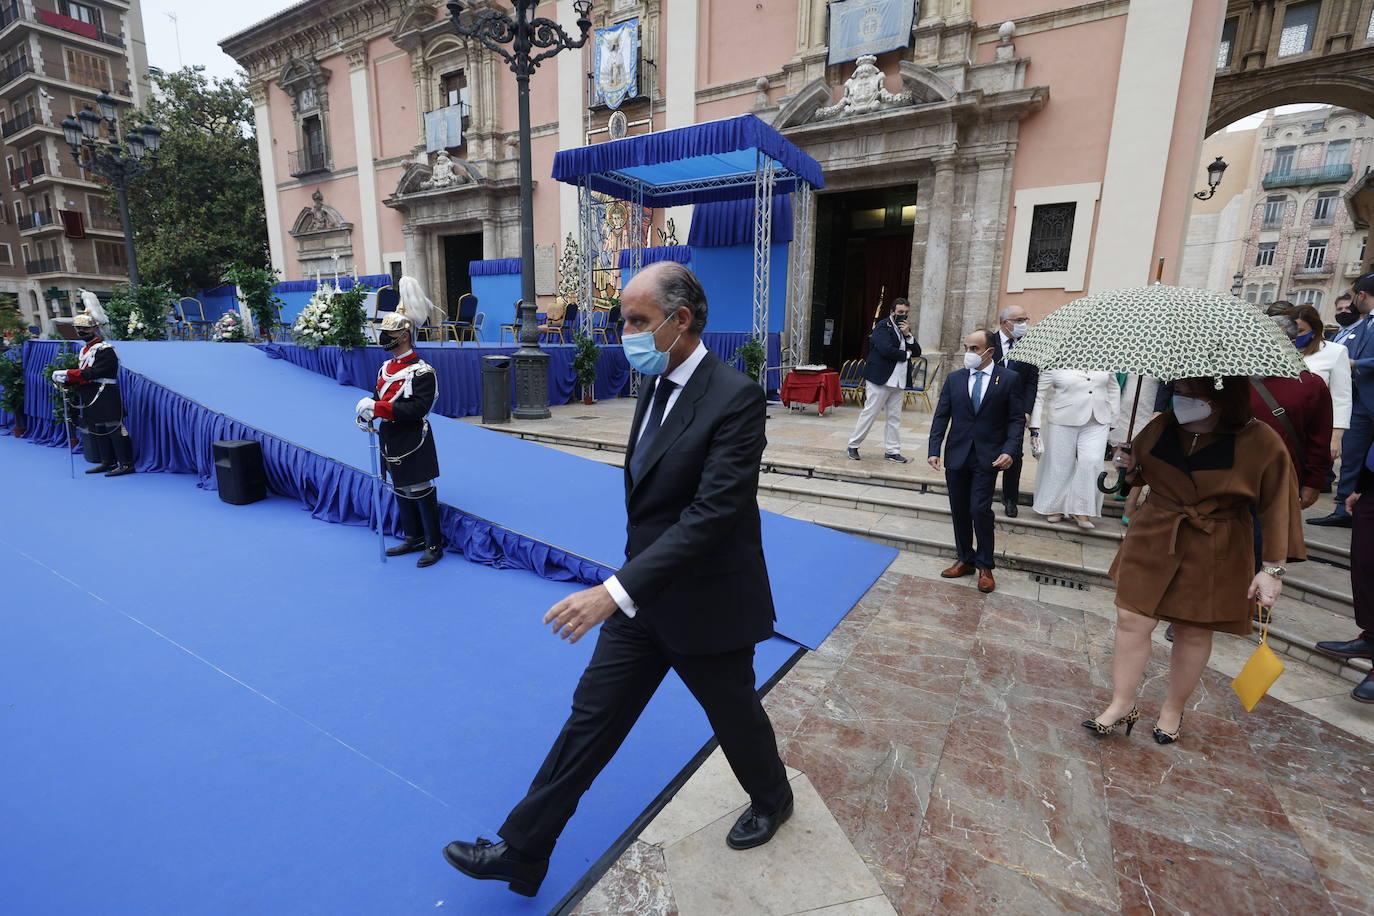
[89,378,118,384]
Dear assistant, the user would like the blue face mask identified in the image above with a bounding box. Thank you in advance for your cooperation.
[1294,331,1314,349]
[623,314,681,375]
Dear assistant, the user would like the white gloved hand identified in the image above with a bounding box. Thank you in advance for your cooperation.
[51,369,67,384]
[355,396,376,421]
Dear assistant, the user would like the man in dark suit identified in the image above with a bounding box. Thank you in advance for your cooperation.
[846,297,919,462]
[1314,273,1374,527]
[442,262,792,897]
[928,329,1026,594]
[991,305,1037,517]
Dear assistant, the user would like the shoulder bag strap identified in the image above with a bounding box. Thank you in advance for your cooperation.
[1251,377,1299,450]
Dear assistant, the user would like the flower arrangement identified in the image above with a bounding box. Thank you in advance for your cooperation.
[292,282,335,349]
[327,283,371,350]
[2,327,31,351]
[43,349,78,422]
[0,349,23,432]
[211,310,250,342]
[222,263,283,340]
[108,283,173,341]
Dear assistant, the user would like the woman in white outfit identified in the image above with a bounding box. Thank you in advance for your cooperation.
[1289,304,1351,463]
[1030,369,1121,528]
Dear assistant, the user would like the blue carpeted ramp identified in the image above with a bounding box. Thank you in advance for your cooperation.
[111,342,895,650]
[0,439,802,914]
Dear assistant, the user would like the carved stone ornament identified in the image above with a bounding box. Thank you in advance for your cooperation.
[420,149,465,189]
[291,190,350,236]
[814,55,913,121]
[278,57,331,118]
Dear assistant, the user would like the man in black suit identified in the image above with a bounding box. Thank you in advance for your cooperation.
[846,297,919,462]
[442,262,792,897]
[928,329,1026,594]
[991,305,1037,517]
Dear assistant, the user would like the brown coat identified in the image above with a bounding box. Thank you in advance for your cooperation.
[1110,415,1305,634]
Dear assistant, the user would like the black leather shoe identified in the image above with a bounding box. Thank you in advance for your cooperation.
[417,546,443,568]
[1308,512,1353,528]
[1353,674,1374,704]
[385,537,425,557]
[726,794,794,850]
[1003,501,1019,518]
[847,447,860,461]
[884,453,910,463]
[1315,636,1374,660]
[104,465,135,477]
[442,838,548,898]
[84,463,114,474]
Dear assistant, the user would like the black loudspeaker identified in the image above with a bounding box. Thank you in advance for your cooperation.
[213,439,267,505]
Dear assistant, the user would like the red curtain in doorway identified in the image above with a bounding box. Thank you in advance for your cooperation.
[858,235,913,357]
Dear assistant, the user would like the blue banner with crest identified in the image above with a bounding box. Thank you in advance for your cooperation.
[827,0,918,65]
[594,19,639,110]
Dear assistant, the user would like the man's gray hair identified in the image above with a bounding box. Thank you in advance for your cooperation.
[998,306,1020,323]
[648,262,709,334]
[1271,314,1299,340]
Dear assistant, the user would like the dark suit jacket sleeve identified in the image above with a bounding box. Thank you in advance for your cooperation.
[928,377,952,458]
[615,384,766,605]
[1002,370,1026,456]
[869,323,909,364]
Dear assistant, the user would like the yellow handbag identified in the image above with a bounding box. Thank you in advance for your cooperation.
[1232,604,1284,711]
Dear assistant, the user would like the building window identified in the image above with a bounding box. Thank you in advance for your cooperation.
[1273,146,1296,174]
[0,243,12,266]
[1257,242,1277,267]
[1025,202,1076,273]
[1218,18,1237,69]
[1305,238,1328,269]
[302,115,326,170]
[1263,195,1286,228]
[95,239,126,272]
[1295,288,1325,307]
[1324,138,1351,168]
[1279,2,1320,57]
[1261,284,1277,304]
[1362,236,1368,262]
[60,1,102,29]
[64,48,110,92]
[440,69,471,130]
[1245,284,1259,303]
[1314,191,1339,223]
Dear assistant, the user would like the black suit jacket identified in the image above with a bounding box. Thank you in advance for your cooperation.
[862,318,920,387]
[616,350,776,655]
[991,335,1037,416]
[927,365,1026,470]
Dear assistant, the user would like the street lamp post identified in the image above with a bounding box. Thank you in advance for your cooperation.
[447,0,592,420]
[60,91,161,287]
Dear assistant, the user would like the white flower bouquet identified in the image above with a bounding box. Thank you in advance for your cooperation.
[212,311,249,342]
[292,283,335,349]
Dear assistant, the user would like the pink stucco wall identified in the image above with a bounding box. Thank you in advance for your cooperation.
[699,0,796,89]
[371,37,416,162]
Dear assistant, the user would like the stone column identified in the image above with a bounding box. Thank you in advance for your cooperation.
[959,153,1014,334]
[1245,0,1274,70]
[249,80,287,275]
[917,156,957,352]
[347,43,382,275]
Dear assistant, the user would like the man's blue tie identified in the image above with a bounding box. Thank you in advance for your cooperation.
[972,369,985,412]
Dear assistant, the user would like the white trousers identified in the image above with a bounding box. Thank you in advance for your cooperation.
[848,382,905,453]
[1032,420,1109,517]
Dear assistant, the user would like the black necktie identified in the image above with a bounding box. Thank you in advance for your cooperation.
[630,378,677,480]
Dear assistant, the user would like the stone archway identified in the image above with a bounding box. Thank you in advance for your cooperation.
[1209,73,1374,135]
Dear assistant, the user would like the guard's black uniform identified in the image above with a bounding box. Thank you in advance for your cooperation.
[373,350,443,563]
[64,336,134,474]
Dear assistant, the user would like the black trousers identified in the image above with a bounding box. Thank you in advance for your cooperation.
[498,611,791,858]
[947,463,997,570]
[999,454,1022,506]
[1353,492,1374,634]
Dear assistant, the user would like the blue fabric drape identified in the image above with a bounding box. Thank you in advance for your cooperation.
[616,246,693,269]
[687,197,794,248]
[15,340,79,447]
[268,275,390,295]
[468,259,523,277]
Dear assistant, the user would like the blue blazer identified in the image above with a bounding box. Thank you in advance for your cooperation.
[862,318,920,387]
[928,364,1026,470]
[1341,318,1374,412]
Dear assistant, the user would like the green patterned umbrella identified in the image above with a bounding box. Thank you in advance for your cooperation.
[1010,284,1308,381]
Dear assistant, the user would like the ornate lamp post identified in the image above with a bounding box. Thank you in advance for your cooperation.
[60,90,162,286]
[448,0,592,420]
[1194,156,1229,201]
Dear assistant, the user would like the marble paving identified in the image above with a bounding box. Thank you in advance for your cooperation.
[574,569,1374,915]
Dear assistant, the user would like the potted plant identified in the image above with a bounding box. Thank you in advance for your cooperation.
[733,337,767,384]
[42,349,79,446]
[0,348,24,437]
[572,332,600,405]
[223,263,284,341]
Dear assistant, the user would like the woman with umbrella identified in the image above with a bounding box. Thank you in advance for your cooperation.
[1012,286,1307,744]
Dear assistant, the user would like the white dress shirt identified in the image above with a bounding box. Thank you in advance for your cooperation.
[605,340,710,616]
[1302,339,1352,429]
[967,363,992,404]
[999,331,1015,363]
[884,317,913,389]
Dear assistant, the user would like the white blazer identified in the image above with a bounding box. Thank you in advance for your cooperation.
[1302,339,1352,429]
[1030,369,1121,431]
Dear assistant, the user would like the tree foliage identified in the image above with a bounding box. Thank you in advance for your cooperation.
[119,67,268,294]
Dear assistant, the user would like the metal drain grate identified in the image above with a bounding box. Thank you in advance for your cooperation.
[1030,572,1090,591]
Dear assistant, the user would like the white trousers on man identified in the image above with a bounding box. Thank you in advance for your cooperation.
[848,381,905,454]
[1032,420,1109,517]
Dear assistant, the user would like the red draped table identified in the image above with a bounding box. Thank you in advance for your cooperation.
[780,368,843,416]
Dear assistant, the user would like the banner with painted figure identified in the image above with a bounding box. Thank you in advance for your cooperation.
[594,19,639,109]
[424,104,464,153]
[827,0,918,65]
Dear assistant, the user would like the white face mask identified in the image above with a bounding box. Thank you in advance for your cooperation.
[1173,395,1213,424]
[1010,320,1029,339]
[963,351,985,371]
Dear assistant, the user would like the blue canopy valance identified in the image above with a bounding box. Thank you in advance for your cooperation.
[616,245,693,269]
[552,114,824,208]
[688,197,793,248]
[268,275,390,294]
[469,258,522,277]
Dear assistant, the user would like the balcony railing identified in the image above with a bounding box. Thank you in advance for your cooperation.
[1,108,35,138]
[24,255,62,274]
[1347,261,1365,278]
[9,158,44,187]
[288,148,330,177]
[16,209,53,231]
[1297,261,1333,276]
[87,213,121,231]
[1262,164,1355,189]
[0,55,31,87]
[0,3,18,30]
[36,9,122,47]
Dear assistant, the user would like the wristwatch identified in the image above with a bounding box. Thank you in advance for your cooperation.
[1261,565,1286,579]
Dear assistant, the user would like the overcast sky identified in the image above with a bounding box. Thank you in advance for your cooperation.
[140,1,295,82]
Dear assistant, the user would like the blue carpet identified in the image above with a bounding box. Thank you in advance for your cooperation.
[111,342,895,650]
[0,438,801,914]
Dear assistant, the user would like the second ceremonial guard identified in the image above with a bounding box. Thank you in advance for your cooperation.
[354,278,444,567]
[54,307,135,477]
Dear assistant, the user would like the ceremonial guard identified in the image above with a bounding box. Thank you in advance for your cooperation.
[53,311,134,476]
[355,289,444,567]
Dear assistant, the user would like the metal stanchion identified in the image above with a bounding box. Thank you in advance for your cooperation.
[357,415,387,563]
[53,380,74,479]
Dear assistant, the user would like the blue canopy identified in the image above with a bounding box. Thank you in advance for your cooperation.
[552,114,824,208]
